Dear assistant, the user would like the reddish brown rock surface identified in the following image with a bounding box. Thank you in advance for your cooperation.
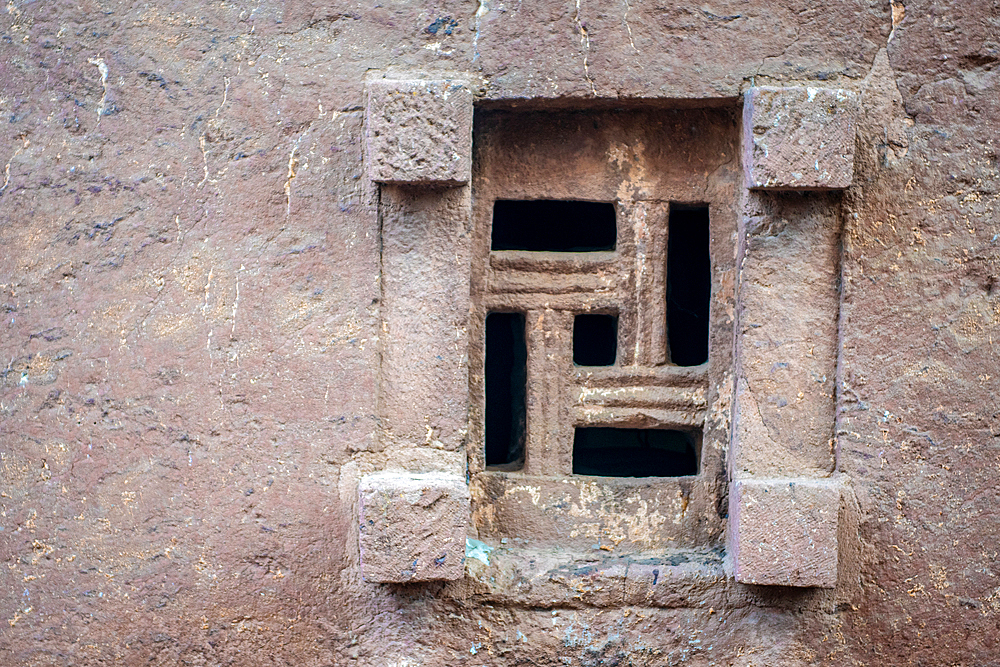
[364,78,473,185]
[742,86,858,190]
[730,478,841,588]
[2,1,999,666]
[358,473,469,583]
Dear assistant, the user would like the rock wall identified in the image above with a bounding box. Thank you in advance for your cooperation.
[1,1,998,665]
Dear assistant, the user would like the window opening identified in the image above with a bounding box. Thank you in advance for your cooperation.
[491,200,617,252]
[485,312,527,469]
[573,314,618,366]
[472,107,736,552]
[667,206,711,366]
[572,427,700,477]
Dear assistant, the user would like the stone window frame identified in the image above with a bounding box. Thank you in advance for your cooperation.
[359,75,855,589]
[466,106,739,554]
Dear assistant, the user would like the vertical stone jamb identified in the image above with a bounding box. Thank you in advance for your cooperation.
[524,308,574,476]
[357,76,474,583]
[630,201,670,368]
[729,86,857,588]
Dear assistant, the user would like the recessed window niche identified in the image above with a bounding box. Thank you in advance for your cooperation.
[469,106,737,553]
[485,312,526,470]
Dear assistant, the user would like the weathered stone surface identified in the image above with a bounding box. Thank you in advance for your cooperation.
[743,86,858,190]
[378,185,471,460]
[730,477,840,588]
[364,78,472,185]
[455,545,728,609]
[1,0,999,664]
[475,2,886,101]
[358,472,469,583]
[732,192,841,477]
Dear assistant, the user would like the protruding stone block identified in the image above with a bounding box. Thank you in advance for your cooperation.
[358,472,469,583]
[364,78,473,185]
[730,477,840,588]
[743,86,857,190]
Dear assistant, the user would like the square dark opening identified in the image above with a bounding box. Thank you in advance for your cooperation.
[491,200,617,252]
[667,205,711,366]
[573,314,618,366]
[572,427,700,477]
[485,312,527,470]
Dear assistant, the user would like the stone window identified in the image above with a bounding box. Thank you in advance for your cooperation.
[468,107,738,553]
[361,79,850,587]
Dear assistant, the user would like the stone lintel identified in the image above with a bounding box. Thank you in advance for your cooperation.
[358,472,470,583]
[364,78,473,186]
[743,86,857,190]
[730,477,840,588]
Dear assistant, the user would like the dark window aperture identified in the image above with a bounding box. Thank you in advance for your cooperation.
[485,313,527,469]
[573,428,699,477]
[667,206,711,366]
[485,203,711,476]
[491,200,617,252]
[573,314,618,366]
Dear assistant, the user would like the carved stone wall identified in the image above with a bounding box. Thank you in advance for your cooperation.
[2,2,998,666]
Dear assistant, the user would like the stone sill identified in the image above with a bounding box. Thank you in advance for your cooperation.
[455,545,727,609]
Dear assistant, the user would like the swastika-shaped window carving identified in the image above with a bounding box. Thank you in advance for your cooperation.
[469,107,738,552]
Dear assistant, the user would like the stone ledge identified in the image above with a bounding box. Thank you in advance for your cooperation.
[729,477,840,588]
[743,86,857,190]
[457,546,728,608]
[364,78,473,186]
[358,472,470,583]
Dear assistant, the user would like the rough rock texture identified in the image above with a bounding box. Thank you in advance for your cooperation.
[378,184,471,464]
[475,1,885,100]
[364,78,473,185]
[732,191,841,477]
[358,472,469,583]
[743,86,858,190]
[1,0,999,665]
[730,478,840,588]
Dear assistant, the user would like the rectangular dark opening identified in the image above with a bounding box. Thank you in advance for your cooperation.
[485,312,527,470]
[572,427,700,477]
[573,314,618,366]
[491,200,617,252]
[667,205,711,366]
